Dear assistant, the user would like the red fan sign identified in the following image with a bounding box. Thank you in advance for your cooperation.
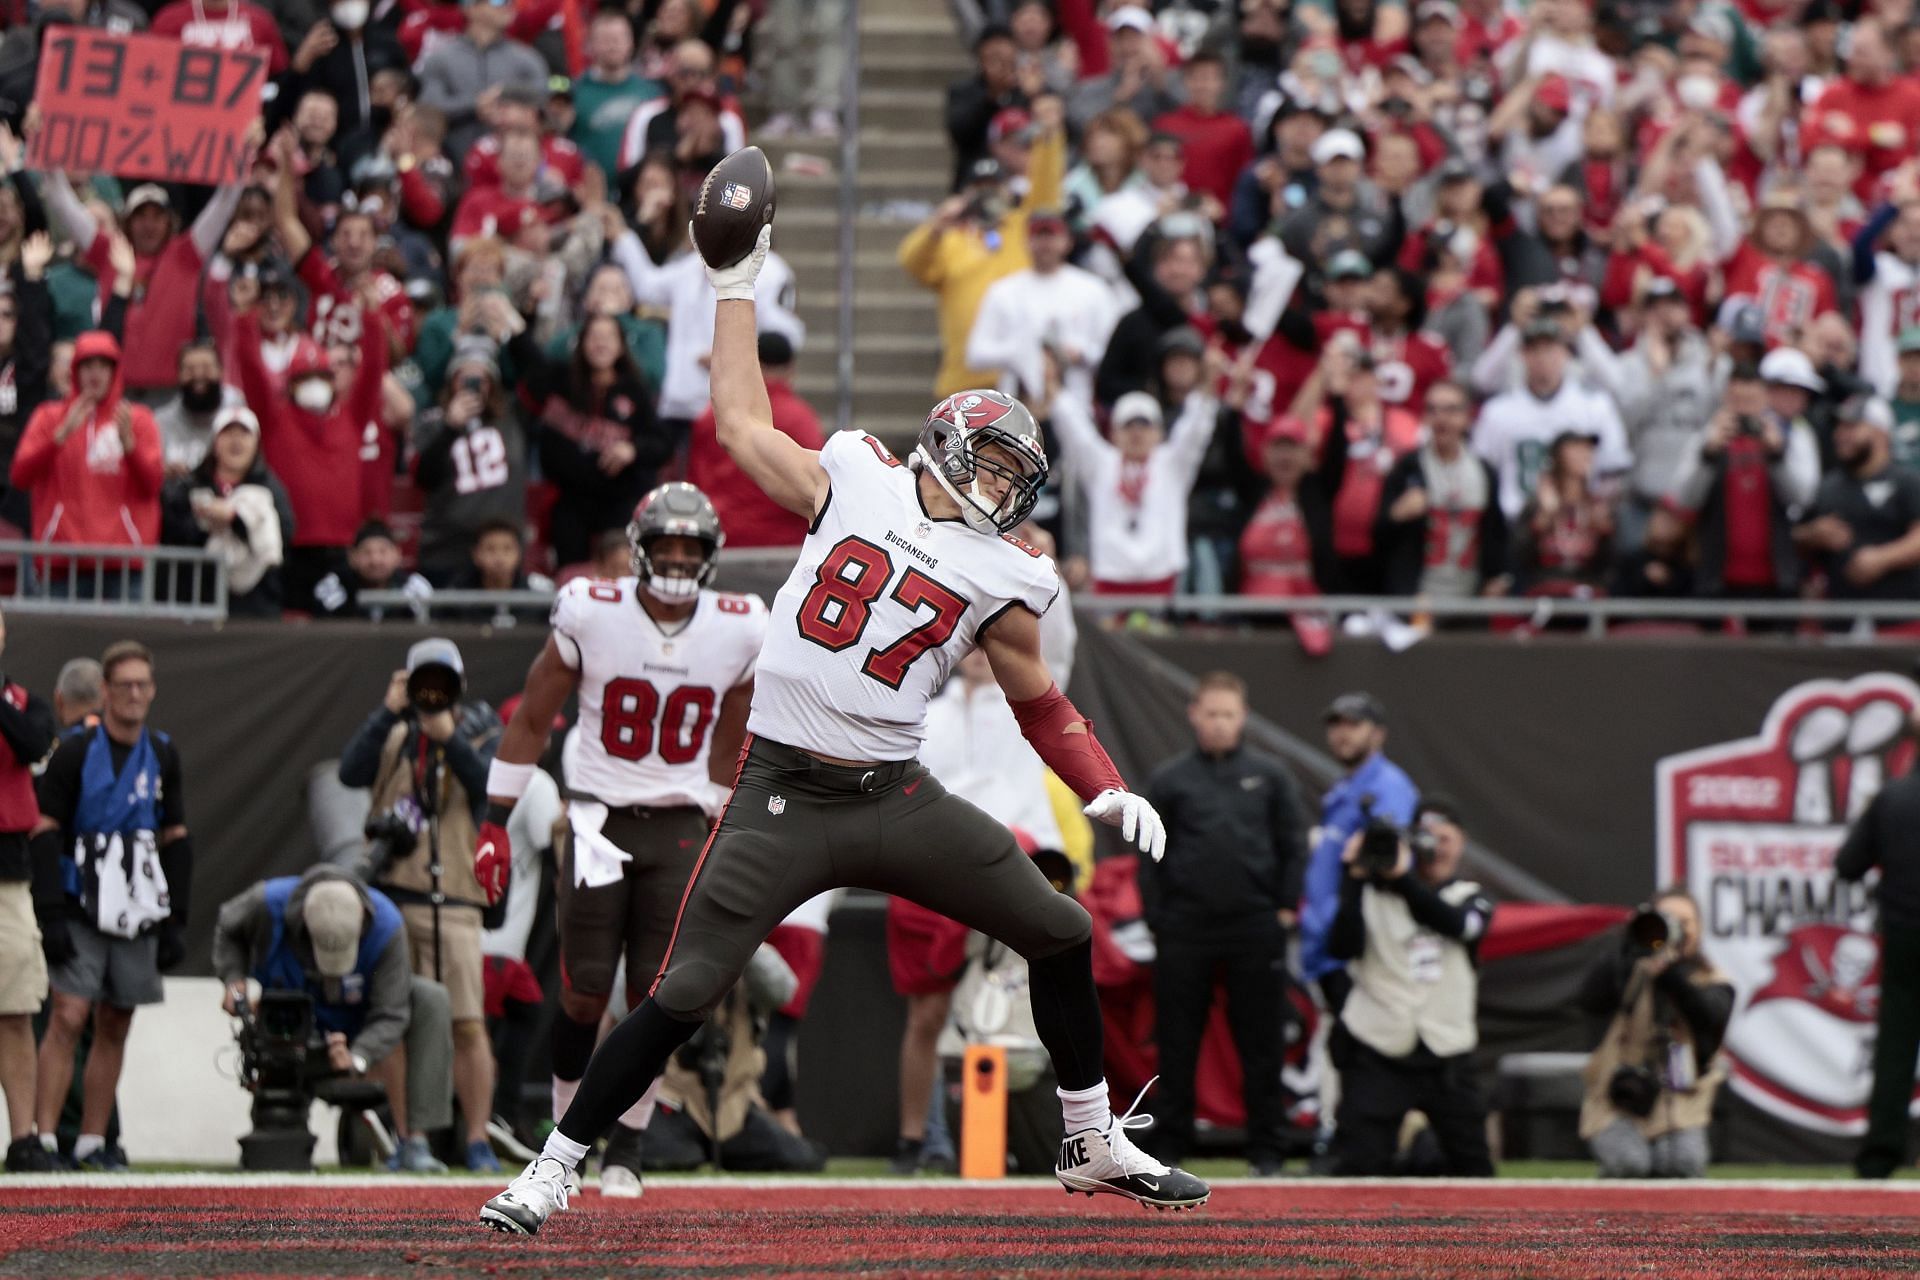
[27,31,264,186]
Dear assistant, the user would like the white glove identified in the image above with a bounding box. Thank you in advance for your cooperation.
[1084,789,1167,862]
[700,222,771,302]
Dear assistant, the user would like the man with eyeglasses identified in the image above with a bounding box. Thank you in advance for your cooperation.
[31,640,191,1170]
[616,38,747,173]
[1377,381,1510,600]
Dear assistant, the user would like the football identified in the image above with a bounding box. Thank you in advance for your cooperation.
[692,146,777,270]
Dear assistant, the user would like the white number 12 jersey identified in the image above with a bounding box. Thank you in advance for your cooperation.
[747,431,1059,762]
[552,577,768,808]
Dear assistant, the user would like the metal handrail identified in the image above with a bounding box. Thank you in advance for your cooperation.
[833,0,861,431]
[1071,591,1920,637]
[0,540,228,620]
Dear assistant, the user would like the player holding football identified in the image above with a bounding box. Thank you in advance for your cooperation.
[476,482,765,1198]
[481,223,1210,1235]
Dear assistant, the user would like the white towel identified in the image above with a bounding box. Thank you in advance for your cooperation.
[568,801,631,888]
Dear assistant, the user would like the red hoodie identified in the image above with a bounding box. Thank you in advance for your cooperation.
[233,310,388,548]
[9,332,163,549]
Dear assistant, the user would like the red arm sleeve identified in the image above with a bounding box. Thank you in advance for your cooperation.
[1008,684,1126,803]
[9,404,59,489]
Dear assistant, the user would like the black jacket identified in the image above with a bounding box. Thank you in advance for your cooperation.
[159,454,299,618]
[945,73,1028,192]
[1328,871,1496,966]
[1142,743,1306,942]
[1375,448,1511,596]
[1094,225,1196,408]
[1838,773,1920,930]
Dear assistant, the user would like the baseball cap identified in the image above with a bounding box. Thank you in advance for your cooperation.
[124,184,171,216]
[1027,206,1069,232]
[1534,73,1572,113]
[1758,347,1825,393]
[989,106,1035,145]
[1643,276,1683,303]
[1896,326,1920,356]
[212,406,260,437]
[1311,128,1365,165]
[1839,394,1895,431]
[1686,10,1733,45]
[966,156,1005,185]
[303,879,365,979]
[1326,248,1373,280]
[405,636,466,711]
[1106,4,1154,33]
[1719,299,1767,346]
[1112,390,1164,429]
[451,335,501,383]
[1266,415,1309,445]
[757,331,795,366]
[1324,692,1387,726]
[1416,0,1461,25]
[258,259,296,294]
[1550,426,1602,451]
[1435,156,1476,184]
[353,519,397,547]
[406,636,465,679]
[1158,325,1206,358]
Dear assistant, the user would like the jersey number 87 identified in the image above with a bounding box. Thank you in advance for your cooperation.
[796,535,969,690]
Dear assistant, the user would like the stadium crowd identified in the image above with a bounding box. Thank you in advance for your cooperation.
[915,0,1920,610]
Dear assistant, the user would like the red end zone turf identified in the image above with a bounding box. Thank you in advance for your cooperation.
[1,1180,1917,1279]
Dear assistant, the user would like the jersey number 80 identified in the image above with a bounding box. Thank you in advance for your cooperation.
[796,536,968,689]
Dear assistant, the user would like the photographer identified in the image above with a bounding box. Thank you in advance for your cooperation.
[337,638,501,1172]
[1577,888,1732,1179]
[212,866,454,1173]
[1325,796,1495,1178]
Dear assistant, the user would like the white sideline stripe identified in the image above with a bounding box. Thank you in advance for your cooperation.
[2,1174,1916,1193]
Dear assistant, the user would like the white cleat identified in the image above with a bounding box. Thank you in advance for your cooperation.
[599,1163,644,1198]
[1055,1077,1211,1212]
[479,1156,574,1236]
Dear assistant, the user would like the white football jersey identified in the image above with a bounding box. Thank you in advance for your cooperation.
[748,431,1060,762]
[553,577,767,808]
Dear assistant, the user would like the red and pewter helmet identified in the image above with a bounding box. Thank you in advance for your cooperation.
[627,481,724,602]
[911,389,1048,536]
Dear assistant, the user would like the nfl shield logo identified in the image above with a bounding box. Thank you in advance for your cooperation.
[768,795,787,815]
[916,521,932,538]
[720,182,753,212]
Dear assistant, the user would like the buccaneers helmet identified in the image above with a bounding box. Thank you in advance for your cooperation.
[910,389,1048,535]
[627,482,724,602]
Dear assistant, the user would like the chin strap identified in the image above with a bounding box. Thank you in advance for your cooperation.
[1008,684,1125,802]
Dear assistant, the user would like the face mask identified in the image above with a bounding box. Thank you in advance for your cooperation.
[331,0,368,29]
[1676,75,1719,111]
[293,380,335,413]
[181,381,222,414]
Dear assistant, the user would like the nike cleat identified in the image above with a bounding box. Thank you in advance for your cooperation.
[1055,1077,1211,1212]
[479,1156,574,1236]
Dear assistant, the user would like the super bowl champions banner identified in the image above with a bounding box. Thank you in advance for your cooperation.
[1658,675,1919,1136]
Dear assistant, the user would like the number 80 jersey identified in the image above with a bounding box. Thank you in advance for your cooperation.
[553,577,768,808]
[747,431,1060,763]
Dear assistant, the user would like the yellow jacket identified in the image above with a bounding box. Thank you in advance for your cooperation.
[897,127,1066,399]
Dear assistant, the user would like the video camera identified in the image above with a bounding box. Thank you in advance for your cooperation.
[232,990,385,1171]
[1353,797,1438,877]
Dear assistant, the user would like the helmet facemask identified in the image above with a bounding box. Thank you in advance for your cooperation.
[629,531,718,603]
[913,394,1048,535]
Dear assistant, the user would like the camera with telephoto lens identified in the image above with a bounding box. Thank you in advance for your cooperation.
[1627,904,1684,956]
[1354,797,1406,877]
[362,798,424,883]
[233,990,384,1170]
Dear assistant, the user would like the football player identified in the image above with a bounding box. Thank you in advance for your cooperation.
[481,227,1209,1235]
[476,482,765,1197]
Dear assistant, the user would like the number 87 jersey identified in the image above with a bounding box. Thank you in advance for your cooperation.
[748,431,1060,763]
[554,577,768,808]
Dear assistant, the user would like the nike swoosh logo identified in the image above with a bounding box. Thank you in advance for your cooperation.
[1137,1178,1159,1191]
[903,779,922,795]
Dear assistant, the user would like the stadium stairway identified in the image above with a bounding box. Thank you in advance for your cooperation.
[755,0,963,447]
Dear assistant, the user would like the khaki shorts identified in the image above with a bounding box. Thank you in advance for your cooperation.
[0,881,47,1015]
[399,902,485,1023]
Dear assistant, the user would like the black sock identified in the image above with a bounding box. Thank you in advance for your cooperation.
[1027,939,1104,1092]
[557,998,701,1145]
[551,1011,600,1084]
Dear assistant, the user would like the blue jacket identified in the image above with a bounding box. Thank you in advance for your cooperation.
[257,875,404,1039]
[1299,752,1419,981]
